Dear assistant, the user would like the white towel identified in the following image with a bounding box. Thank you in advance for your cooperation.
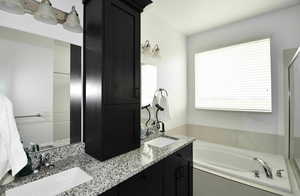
[0,95,27,180]
[152,95,159,107]
[151,96,159,121]
[159,95,171,121]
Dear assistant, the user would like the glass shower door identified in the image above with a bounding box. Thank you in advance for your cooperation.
[289,47,300,184]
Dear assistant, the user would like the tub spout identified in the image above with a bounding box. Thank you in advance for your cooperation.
[253,157,273,179]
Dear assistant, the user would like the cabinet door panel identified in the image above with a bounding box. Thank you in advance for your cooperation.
[102,104,140,159]
[99,188,119,196]
[104,0,140,104]
[164,145,193,196]
[119,162,163,196]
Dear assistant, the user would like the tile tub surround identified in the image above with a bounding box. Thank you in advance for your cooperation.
[1,135,195,196]
[167,124,188,136]
[184,124,285,155]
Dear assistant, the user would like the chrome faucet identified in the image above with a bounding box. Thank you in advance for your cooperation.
[253,157,273,179]
[141,104,166,138]
[154,104,165,133]
[34,153,54,173]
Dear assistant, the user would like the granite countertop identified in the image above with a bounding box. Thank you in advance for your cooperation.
[1,135,195,196]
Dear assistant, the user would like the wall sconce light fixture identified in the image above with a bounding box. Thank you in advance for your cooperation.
[0,0,83,33]
[152,44,160,57]
[34,0,57,25]
[142,40,160,57]
[63,6,83,33]
[142,40,152,55]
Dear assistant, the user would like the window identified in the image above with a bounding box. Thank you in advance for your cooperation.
[141,64,157,106]
[194,38,272,112]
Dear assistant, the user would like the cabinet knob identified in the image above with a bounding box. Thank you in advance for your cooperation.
[175,153,183,160]
[141,173,147,180]
[175,166,185,179]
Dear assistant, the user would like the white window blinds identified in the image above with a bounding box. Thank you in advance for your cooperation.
[194,38,272,112]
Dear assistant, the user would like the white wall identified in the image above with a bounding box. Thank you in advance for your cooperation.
[0,0,83,46]
[141,12,187,130]
[187,5,300,136]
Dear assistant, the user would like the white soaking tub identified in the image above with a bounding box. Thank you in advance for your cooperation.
[193,140,291,194]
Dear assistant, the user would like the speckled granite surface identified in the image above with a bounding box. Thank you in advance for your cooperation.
[28,142,85,169]
[1,135,195,196]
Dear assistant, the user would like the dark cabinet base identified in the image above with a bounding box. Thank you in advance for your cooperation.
[119,161,163,196]
[99,144,193,196]
[163,145,193,196]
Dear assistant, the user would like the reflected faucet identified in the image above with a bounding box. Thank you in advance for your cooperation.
[34,153,54,173]
[253,157,273,179]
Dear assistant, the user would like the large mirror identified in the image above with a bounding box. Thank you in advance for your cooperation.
[0,26,82,151]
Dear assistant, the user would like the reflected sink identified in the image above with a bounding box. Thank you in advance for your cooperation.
[146,136,179,148]
[6,167,92,196]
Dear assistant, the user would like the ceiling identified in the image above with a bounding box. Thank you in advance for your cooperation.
[144,0,300,35]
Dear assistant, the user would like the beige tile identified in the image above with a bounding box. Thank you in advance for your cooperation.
[186,124,285,155]
[168,124,188,136]
[187,124,237,147]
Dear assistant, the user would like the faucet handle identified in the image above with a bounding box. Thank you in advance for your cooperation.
[43,153,52,166]
[44,153,50,161]
[276,169,284,178]
[252,170,260,178]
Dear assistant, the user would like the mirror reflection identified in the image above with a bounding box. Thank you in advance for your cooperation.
[0,26,82,151]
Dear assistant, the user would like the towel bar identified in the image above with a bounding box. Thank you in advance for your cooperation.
[155,88,168,97]
[15,113,42,119]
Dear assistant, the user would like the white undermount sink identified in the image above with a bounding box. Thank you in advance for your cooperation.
[146,136,179,148]
[6,167,92,196]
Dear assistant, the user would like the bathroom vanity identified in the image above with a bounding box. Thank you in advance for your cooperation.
[101,143,193,196]
[1,135,194,196]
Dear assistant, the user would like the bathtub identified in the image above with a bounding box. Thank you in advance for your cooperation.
[193,140,291,194]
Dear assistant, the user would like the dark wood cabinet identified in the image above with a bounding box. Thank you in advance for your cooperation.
[98,144,193,196]
[100,189,119,196]
[102,104,140,158]
[163,144,193,196]
[103,0,141,105]
[119,161,163,196]
[84,0,152,161]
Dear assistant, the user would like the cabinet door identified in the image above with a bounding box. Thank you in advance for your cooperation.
[103,0,140,105]
[102,104,140,160]
[119,162,163,196]
[100,188,119,196]
[164,145,193,196]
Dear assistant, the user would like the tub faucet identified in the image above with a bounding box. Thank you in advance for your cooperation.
[253,157,273,179]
